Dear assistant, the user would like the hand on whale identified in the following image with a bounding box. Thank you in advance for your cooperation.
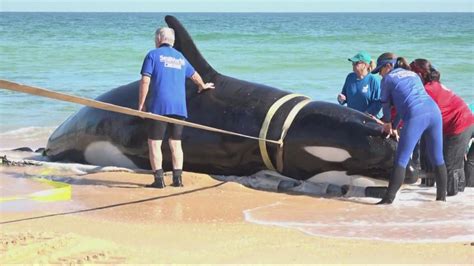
[197,82,215,93]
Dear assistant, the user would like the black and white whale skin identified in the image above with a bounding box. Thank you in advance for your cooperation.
[46,15,413,184]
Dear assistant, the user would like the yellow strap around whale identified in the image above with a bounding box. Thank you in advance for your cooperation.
[258,94,310,171]
[276,98,311,172]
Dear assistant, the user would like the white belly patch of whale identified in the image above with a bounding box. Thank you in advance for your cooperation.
[302,146,387,186]
[307,170,387,187]
[84,141,138,169]
[304,146,351,163]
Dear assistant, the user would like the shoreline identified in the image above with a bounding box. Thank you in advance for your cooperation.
[1,166,473,263]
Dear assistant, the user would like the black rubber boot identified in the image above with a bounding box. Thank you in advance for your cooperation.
[377,165,405,205]
[465,144,474,187]
[447,168,459,196]
[434,164,447,201]
[172,169,183,187]
[421,171,436,187]
[146,169,165,188]
[455,168,466,193]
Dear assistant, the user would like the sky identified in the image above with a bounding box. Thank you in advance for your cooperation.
[2,0,473,12]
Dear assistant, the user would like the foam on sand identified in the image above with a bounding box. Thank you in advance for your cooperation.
[244,185,474,243]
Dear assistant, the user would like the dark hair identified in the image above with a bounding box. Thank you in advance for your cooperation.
[409,58,441,84]
[376,52,411,71]
[395,57,411,71]
[368,59,376,72]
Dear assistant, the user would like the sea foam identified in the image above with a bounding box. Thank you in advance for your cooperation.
[244,185,474,243]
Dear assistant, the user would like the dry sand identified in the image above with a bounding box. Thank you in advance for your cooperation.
[1,166,473,264]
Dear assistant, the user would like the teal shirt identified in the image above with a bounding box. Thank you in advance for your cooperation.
[341,73,382,117]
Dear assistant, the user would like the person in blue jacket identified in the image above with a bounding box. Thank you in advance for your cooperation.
[138,27,215,188]
[372,52,447,204]
[337,51,382,117]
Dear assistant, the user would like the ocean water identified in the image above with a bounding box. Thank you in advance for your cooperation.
[1,12,473,136]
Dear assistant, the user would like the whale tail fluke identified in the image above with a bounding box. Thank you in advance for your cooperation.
[165,15,218,82]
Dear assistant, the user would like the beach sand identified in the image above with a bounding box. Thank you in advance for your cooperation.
[1,161,473,264]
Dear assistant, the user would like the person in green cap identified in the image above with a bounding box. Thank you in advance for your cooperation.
[337,51,382,117]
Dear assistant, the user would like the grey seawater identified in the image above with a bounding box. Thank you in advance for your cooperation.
[1,12,473,133]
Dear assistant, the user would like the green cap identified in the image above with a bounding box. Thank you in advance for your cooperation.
[348,51,371,64]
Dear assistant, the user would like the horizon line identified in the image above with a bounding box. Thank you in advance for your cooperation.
[1,11,473,13]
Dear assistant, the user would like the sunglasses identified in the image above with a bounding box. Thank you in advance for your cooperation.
[352,61,364,66]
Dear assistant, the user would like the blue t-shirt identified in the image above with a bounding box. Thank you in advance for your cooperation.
[380,68,432,123]
[341,73,382,117]
[141,45,195,118]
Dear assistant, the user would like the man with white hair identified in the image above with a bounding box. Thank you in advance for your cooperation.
[138,27,215,188]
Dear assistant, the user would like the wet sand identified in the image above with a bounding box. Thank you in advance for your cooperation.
[1,165,473,264]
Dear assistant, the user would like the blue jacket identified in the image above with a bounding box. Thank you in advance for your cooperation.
[380,68,433,123]
[141,45,195,118]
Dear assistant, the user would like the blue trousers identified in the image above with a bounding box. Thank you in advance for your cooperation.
[396,110,444,168]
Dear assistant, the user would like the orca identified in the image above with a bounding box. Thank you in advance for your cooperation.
[46,15,415,185]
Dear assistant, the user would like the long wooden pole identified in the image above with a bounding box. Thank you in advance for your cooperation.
[0,79,281,145]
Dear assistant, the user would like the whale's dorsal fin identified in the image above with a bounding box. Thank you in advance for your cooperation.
[165,15,217,81]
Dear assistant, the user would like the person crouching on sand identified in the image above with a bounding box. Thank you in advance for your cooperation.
[372,52,447,204]
[138,27,215,188]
